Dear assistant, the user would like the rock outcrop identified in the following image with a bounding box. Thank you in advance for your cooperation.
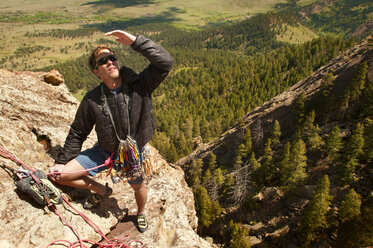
[0,69,211,248]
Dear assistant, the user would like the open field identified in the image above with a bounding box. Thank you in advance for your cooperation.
[1,0,289,22]
[0,0,295,28]
[276,24,319,44]
[0,0,95,15]
[0,22,106,71]
[0,0,295,71]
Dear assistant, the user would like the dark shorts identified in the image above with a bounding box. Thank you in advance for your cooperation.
[75,145,143,185]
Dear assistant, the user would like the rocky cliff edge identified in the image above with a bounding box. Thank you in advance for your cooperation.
[0,69,212,248]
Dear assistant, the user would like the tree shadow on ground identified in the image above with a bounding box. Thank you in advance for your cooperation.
[83,8,182,32]
[81,0,155,8]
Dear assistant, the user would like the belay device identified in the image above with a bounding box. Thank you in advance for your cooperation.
[16,169,62,206]
[1,163,62,207]
[0,143,62,207]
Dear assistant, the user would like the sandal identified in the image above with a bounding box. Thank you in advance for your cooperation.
[83,183,112,210]
[136,214,148,233]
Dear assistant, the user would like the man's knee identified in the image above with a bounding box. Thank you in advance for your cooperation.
[130,182,146,192]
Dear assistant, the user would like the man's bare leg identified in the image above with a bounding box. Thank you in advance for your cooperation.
[130,182,147,215]
[51,159,107,195]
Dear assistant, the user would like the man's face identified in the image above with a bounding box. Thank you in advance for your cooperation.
[94,49,120,81]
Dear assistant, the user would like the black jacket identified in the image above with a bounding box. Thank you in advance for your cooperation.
[55,35,174,164]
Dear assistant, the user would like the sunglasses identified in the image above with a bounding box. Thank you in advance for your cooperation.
[96,54,118,68]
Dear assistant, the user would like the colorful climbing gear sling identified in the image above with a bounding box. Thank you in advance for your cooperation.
[100,85,154,184]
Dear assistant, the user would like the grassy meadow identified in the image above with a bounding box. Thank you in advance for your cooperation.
[276,24,319,44]
[0,0,325,72]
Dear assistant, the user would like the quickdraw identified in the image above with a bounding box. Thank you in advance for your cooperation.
[141,145,155,181]
[109,137,154,184]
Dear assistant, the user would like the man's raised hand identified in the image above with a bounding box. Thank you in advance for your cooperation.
[105,30,136,46]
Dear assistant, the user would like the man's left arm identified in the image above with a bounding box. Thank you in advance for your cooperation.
[131,34,174,77]
[106,30,174,94]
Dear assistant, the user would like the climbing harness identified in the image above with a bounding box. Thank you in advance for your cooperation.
[101,85,154,184]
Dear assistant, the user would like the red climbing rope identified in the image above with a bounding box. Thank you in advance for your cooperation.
[0,143,145,248]
[0,144,36,173]
[46,197,145,248]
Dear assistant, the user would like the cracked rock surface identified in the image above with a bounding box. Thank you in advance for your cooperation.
[0,69,211,248]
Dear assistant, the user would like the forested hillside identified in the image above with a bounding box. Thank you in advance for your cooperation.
[37,0,373,164]
[180,37,372,247]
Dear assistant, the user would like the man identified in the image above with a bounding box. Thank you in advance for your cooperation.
[49,30,174,233]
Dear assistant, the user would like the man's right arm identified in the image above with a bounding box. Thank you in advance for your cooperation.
[54,97,95,164]
[49,163,64,180]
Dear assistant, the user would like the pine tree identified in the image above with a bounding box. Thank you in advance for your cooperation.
[364,120,373,163]
[250,152,263,187]
[288,138,308,185]
[207,153,218,171]
[195,185,213,228]
[185,159,203,189]
[340,61,368,111]
[214,168,224,186]
[262,138,275,184]
[339,188,361,222]
[338,157,358,186]
[175,131,190,156]
[167,142,179,163]
[336,197,373,248]
[321,72,335,97]
[307,123,323,152]
[271,120,281,148]
[202,169,212,188]
[345,122,365,160]
[200,117,211,142]
[211,118,223,137]
[294,91,306,126]
[302,110,323,151]
[193,117,201,138]
[324,125,343,163]
[338,123,364,185]
[360,69,373,118]
[279,141,291,185]
[234,143,245,169]
[349,61,368,102]
[222,174,235,203]
[211,200,222,221]
[228,220,251,248]
[181,117,193,140]
[299,175,333,247]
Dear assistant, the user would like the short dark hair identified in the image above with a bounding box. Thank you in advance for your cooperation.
[88,45,116,72]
